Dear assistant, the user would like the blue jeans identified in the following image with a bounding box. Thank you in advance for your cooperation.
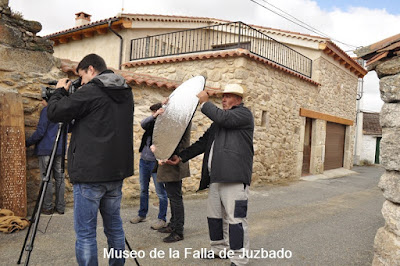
[73,181,125,266]
[138,159,168,221]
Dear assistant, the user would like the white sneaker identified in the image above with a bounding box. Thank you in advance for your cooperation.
[151,219,166,230]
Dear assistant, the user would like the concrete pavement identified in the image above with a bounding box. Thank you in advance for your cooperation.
[0,166,384,265]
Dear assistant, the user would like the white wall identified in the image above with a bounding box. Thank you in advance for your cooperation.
[360,135,377,164]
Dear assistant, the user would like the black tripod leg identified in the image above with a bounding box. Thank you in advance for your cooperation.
[18,123,64,265]
[17,181,45,264]
[125,237,140,266]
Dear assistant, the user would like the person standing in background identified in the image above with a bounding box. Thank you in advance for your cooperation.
[26,99,65,215]
[130,103,169,231]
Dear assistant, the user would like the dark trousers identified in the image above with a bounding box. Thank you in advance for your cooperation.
[164,181,184,235]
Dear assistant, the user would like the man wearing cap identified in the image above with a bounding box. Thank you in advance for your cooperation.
[167,84,254,266]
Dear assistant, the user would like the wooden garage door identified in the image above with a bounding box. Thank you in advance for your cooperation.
[324,122,345,170]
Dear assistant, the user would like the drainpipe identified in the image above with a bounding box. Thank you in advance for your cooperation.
[108,20,123,70]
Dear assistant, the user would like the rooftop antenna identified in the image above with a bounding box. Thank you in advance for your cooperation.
[121,0,125,12]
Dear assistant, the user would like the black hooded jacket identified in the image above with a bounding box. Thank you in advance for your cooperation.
[179,102,254,190]
[47,70,134,183]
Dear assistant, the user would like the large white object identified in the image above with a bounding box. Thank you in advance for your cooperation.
[152,76,205,160]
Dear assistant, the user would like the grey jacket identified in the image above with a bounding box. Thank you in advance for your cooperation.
[179,102,254,190]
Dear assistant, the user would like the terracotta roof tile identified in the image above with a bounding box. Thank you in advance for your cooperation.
[356,33,400,59]
[47,13,327,44]
[377,42,400,53]
[123,48,320,86]
[363,112,382,135]
[321,41,367,78]
[366,51,389,66]
[45,17,119,38]
[59,59,220,92]
[122,13,224,23]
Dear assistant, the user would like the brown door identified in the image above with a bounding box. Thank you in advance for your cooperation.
[324,122,345,170]
[302,118,312,175]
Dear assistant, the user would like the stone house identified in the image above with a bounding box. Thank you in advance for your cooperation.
[46,13,367,183]
[1,11,368,212]
[0,2,369,214]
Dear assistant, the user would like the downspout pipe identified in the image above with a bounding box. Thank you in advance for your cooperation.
[108,20,123,70]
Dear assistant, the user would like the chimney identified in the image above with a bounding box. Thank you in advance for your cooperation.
[75,12,91,27]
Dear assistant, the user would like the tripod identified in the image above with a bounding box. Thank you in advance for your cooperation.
[18,121,140,266]
[18,122,67,265]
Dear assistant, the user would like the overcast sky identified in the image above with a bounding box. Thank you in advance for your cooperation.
[8,0,400,112]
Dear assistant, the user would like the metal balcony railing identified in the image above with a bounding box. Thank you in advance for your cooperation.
[129,21,312,78]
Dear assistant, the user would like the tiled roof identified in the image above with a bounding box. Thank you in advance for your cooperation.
[49,14,364,80]
[45,17,120,38]
[123,48,320,86]
[122,13,224,23]
[59,59,221,93]
[321,41,367,78]
[356,33,400,59]
[46,13,326,43]
[355,33,400,66]
[45,13,221,38]
[252,24,327,43]
[363,112,382,136]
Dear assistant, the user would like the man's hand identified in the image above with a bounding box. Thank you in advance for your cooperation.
[56,78,72,91]
[197,91,209,104]
[166,155,181,165]
[153,108,165,118]
[150,145,156,153]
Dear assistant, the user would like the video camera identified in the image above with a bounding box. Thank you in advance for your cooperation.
[41,78,82,102]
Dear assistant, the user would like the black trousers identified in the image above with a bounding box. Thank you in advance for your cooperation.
[164,180,184,235]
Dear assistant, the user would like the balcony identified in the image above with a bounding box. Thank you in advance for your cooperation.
[129,21,312,78]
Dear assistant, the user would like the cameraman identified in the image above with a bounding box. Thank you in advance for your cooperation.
[26,99,65,215]
[47,54,134,266]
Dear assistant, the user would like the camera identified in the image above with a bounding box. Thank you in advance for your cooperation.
[41,78,82,102]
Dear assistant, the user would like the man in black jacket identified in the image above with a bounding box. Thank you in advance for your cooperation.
[167,84,254,266]
[47,54,133,266]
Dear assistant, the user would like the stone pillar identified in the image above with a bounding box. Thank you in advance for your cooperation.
[343,125,353,169]
[0,89,27,217]
[296,117,306,176]
[310,119,326,174]
[371,56,400,265]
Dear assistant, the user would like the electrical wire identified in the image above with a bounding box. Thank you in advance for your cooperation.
[249,0,359,50]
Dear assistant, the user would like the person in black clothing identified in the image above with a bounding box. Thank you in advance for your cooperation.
[47,54,134,266]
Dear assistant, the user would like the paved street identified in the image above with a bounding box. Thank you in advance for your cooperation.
[0,166,384,265]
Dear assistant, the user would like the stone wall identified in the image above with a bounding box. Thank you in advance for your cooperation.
[0,0,67,212]
[0,1,55,72]
[372,55,400,264]
[125,53,358,182]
